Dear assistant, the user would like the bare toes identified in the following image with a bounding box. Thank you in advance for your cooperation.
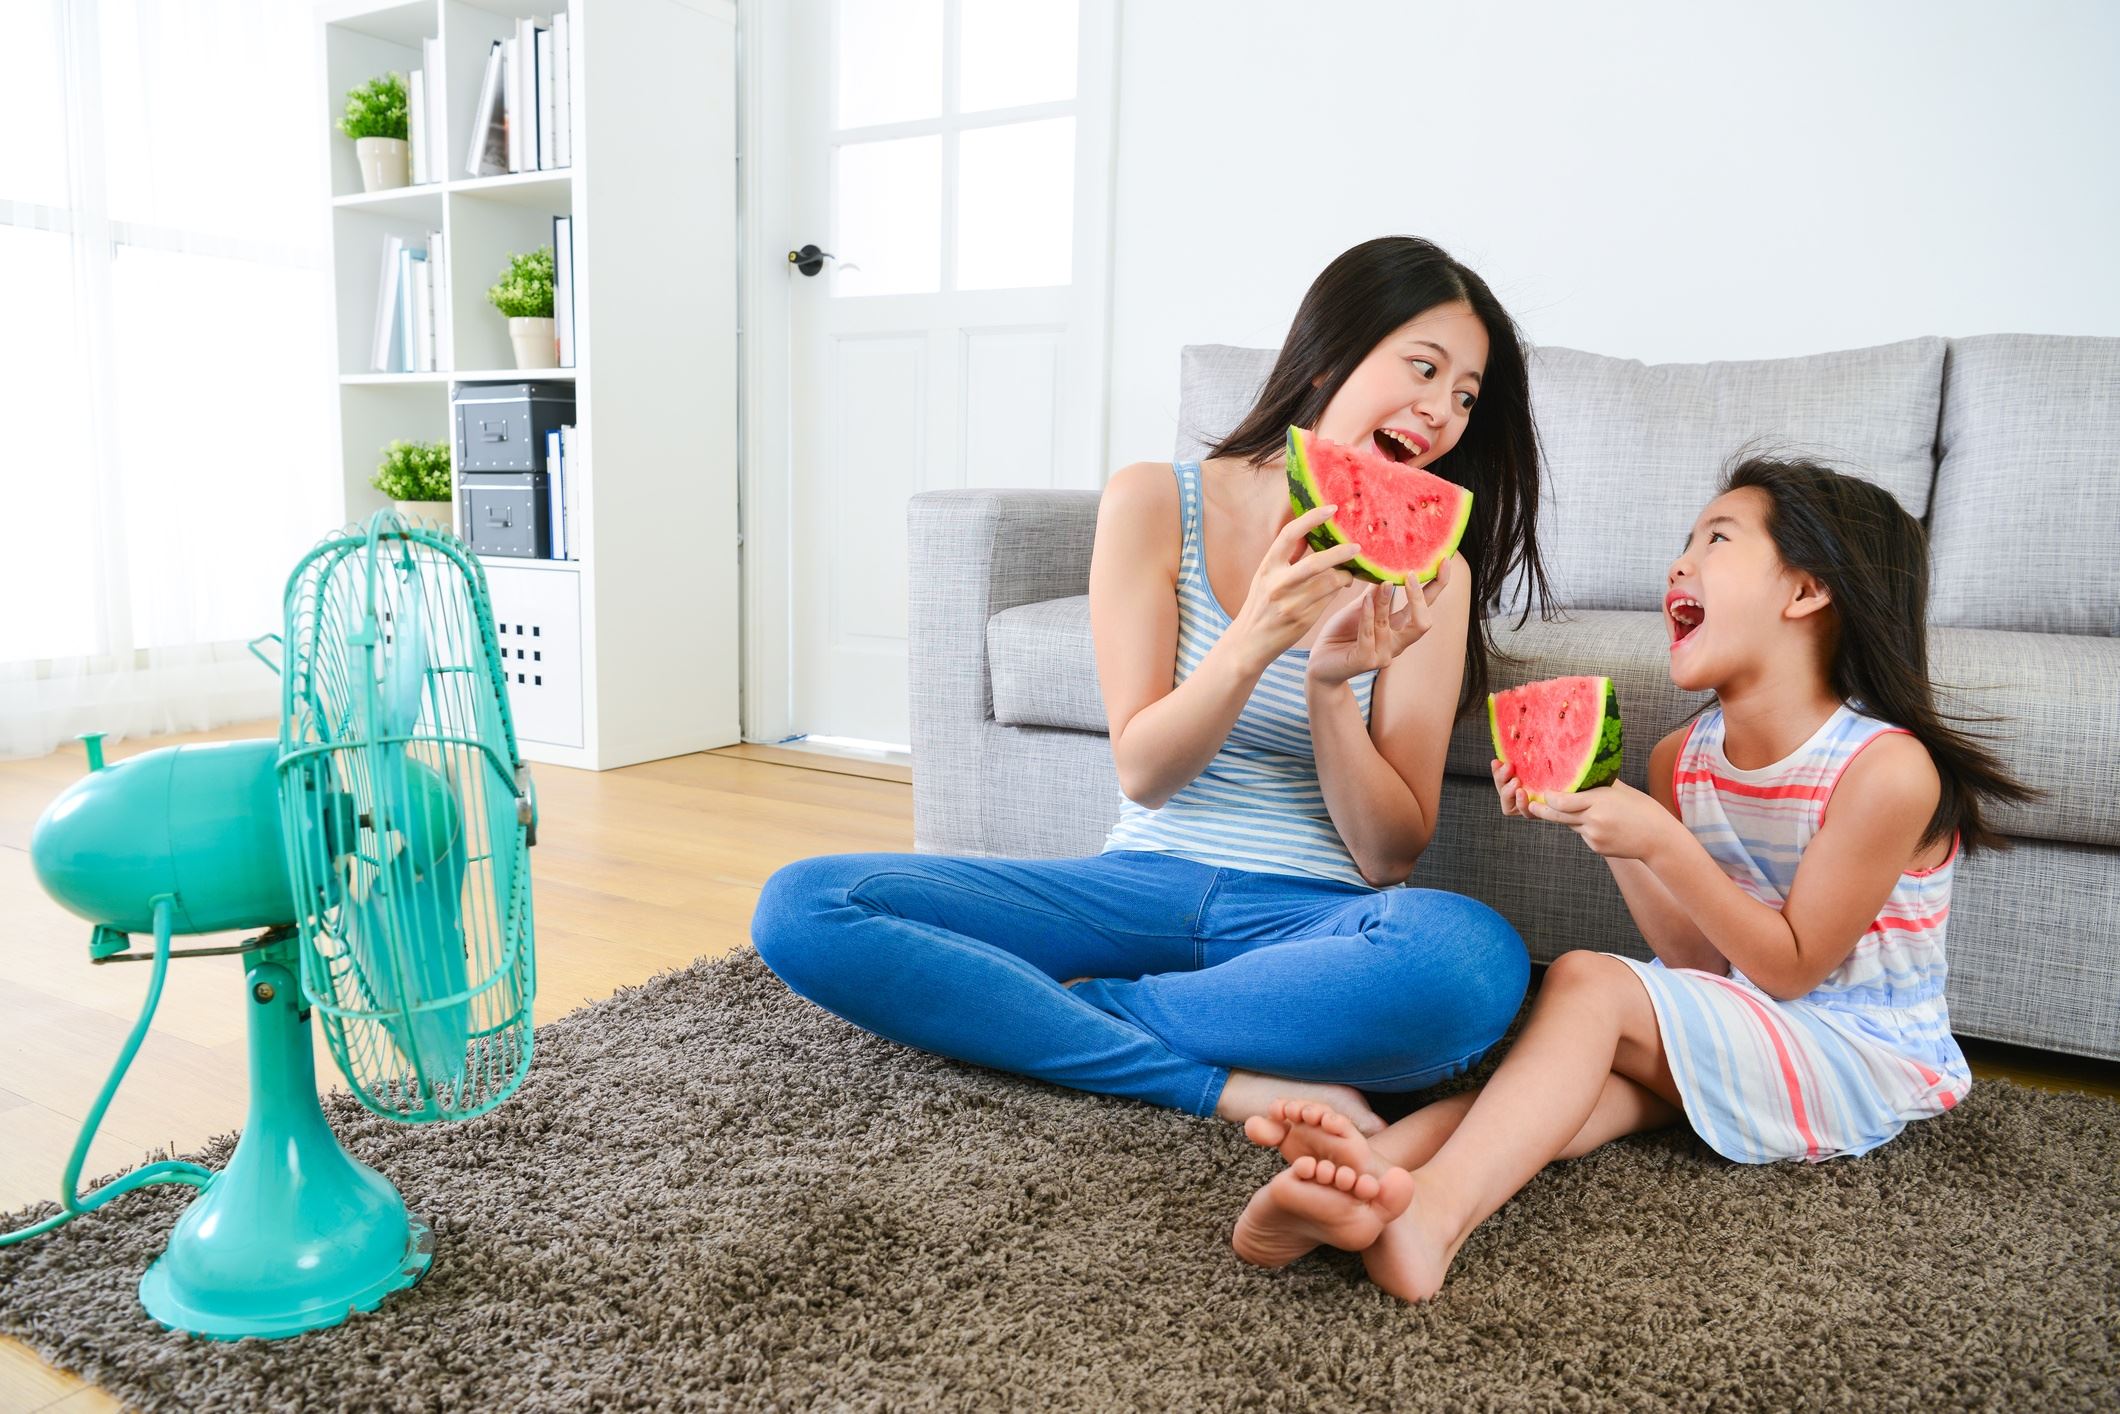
[1244,1114,1289,1148]
[1291,1155,1318,1180]
[1319,1110,1352,1137]
[1334,1164,1359,1192]
[1351,1173,1380,1201]
[1299,1102,1327,1127]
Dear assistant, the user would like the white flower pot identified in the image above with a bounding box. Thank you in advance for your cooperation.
[354,136,411,192]
[393,499,455,531]
[508,316,558,369]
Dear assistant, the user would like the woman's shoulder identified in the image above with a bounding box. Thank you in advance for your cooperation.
[1102,460,1180,509]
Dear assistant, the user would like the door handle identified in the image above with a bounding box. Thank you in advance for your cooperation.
[787,243,860,277]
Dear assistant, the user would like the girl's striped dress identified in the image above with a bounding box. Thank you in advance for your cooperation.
[1616,701,1971,1163]
[1101,460,1378,889]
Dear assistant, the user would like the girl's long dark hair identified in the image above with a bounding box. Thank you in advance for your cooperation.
[1206,236,1552,716]
[1724,455,2035,853]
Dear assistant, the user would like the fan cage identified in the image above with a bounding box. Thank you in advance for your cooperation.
[278,512,538,1122]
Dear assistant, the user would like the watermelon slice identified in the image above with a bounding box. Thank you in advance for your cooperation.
[1285,426,1473,585]
[1488,676,1624,802]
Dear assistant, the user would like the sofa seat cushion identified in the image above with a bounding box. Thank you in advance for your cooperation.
[1927,334,2120,635]
[988,595,1105,733]
[1448,612,2120,850]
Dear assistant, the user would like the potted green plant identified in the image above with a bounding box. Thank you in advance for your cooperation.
[487,245,557,369]
[339,72,412,192]
[372,438,454,527]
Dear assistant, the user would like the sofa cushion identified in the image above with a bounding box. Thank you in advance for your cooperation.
[1521,340,1944,613]
[1927,334,2120,635]
[1447,611,2120,851]
[988,595,1106,733]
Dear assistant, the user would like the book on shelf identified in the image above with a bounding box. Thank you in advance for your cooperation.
[408,69,426,184]
[546,427,567,559]
[397,246,427,373]
[553,215,575,367]
[427,226,449,369]
[465,39,507,178]
[537,28,556,171]
[560,424,577,554]
[552,12,572,168]
[422,36,446,182]
[371,233,405,371]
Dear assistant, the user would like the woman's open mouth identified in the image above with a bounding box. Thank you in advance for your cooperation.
[1373,427,1429,463]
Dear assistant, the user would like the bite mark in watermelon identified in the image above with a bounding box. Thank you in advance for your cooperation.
[1488,675,1624,802]
[1285,426,1474,586]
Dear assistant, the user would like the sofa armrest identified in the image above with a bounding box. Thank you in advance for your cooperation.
[908,490,1101,847]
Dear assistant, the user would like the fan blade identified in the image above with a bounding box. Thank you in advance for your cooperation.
[381,572,429,740]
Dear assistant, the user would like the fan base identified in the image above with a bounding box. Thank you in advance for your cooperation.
[140,1215,433,1341]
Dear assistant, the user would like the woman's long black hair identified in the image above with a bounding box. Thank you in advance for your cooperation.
[1207,236,1552,716]
[1723,455,2035,853]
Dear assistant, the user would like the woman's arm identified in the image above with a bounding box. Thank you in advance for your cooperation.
[1089,463,1353,808]
[1308,554,1470,886]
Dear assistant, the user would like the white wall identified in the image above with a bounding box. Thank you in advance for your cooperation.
[1103,0,2120,468]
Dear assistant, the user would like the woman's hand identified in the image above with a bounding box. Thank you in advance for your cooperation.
[1228,504,1362,674]
[1305,559,1451,689]
[1526,779,1687,862]
[1491,755,1532,817]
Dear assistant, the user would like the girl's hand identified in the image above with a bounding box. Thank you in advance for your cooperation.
[1526,779,1684,861]
[1305,560,1451,688]
[1229,505,1361,672]
[1491,756,1532,817]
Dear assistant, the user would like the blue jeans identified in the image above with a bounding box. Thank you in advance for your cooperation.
[750,850,1531,1117]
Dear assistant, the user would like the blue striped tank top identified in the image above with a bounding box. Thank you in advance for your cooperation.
[1100,461,1379,888]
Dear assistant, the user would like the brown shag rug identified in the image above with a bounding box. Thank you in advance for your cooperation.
[3,949,2116,1412]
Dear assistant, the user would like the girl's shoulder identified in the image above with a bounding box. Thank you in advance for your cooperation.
[1820,714,1948,868]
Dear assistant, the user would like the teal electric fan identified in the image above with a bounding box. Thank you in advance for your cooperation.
[2,510,538,1339]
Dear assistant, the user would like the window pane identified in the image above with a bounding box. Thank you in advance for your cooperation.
[836,0,942,129]
[956,118,1073,291]
[100,0,319,246]
[0,227,95,661]
[0,0,69,206]
[960,0,1078,113]
[110,247,337,649]
[834,136,941,296]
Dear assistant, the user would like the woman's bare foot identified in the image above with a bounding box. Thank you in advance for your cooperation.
[1215,1072,1384,1136]
[1243,1099,1385,1172]
[1358,1169,1472,1302]
[1230,1156,1415,1268]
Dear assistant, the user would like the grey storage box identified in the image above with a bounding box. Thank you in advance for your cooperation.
[461,471,553,559]
[453,381,575,473]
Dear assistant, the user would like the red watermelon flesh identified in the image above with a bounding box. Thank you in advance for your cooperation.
[1285,426,1473,586]
[1487,675,1624,802]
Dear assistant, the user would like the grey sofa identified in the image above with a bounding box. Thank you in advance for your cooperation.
[908,334,2120,1062]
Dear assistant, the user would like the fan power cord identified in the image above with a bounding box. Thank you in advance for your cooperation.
[0,897,215,1247]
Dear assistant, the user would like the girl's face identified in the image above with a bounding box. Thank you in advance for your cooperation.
[1313,301,1489,471]
[1664,488,1831,692]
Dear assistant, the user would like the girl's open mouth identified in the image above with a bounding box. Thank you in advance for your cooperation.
[1373,428,1427,463]
[1669,596,1705,647]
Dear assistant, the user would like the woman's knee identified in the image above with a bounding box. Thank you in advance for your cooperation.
[1381,890,1531,1044]
[750,853,869,987]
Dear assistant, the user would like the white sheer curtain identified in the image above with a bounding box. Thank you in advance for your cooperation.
[0,0,338,759]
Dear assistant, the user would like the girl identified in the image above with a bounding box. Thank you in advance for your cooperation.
[1230,455,2034,1299]
[751,237,1553,1134]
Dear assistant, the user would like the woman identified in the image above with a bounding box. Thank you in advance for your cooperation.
[752,236,1553,1134]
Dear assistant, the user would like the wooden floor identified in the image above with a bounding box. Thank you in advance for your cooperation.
[2,721,2113,1410]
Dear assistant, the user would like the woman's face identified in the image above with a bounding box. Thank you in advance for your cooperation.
[1313,300,1490,471]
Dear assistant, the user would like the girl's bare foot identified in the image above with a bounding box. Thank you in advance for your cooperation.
[1215,1072,1384,1136]
[1243,1099,1386,1171]
[1359,1169,1472,1303]
[1230,1156,1415,1268]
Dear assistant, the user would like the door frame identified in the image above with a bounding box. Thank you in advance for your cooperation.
[736,0,1119,745]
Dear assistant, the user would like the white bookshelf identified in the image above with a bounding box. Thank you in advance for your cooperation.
[316,0,740,770]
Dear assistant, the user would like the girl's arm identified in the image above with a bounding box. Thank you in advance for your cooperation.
[1605,729,1729,974]
[1090,463,1354,808]
[1308,555,1470,886]
[1532,733,1942,1000]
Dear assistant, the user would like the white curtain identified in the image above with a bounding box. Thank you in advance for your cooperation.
[0,0,338,759]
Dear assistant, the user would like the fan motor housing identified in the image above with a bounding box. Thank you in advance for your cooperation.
[31,739,297,936]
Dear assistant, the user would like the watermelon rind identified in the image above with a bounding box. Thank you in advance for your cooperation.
[1285,425,1473,586]
[1487,675,1624,803]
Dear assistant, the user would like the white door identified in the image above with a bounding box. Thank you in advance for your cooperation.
[778,0,1115,748]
